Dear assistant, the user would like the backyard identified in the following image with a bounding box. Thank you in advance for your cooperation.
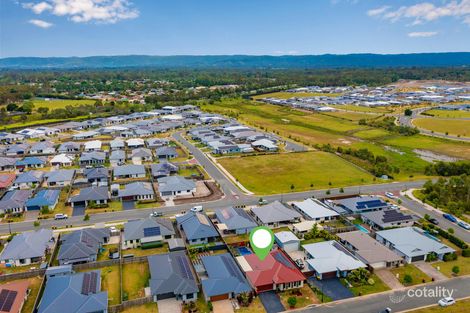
[122,261,151,300]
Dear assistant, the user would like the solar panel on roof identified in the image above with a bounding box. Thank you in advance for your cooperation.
[82,273,91,295]
[0,290,9,311]
[1,290,17,312]
[177,256,193,280]
[90,272,98,293]
[273,251,294,269]
[143,227,161,237]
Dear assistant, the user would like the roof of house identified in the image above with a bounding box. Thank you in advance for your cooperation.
[303,241,366,274]
[113,164,146,177]
[26,189,60,207]
[83,167,108,179]
[150,162,178,176]
[58,141,81,150]
[45,169,75,183]
[157,176,196,193]
[376,227,455,257]
[31,141,55,151]
[0,280,30,313]
[0,229,53,261]
[148,252,199,296]
[333,196,390,213]
[361,209,415,227]
[45,265,73,277]
[38,271,108,313]
[70,186,109,203]
[15,156,47,166]
[14,170,44,184]
[118,182,154,198]
[176,211,218,241]
[155,146,177,156]
[0,157,17,167]
[0,190,33,210]
[109,150,125,160]
[0,173,15,188]
[339,230,402,261]
[50,154,74,164]
[214,207,257,231]
[241,249,305,287]
[201,253,252,297]
[275,231,300,244]
[251,139,277,149]
[58,228,110,263]
[124,217,175,241]
[251,201,301,224]
[292,198,339,219]
[131,148,152,158]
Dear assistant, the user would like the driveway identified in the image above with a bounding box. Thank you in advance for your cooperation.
[212,299,234,313]
[308,278,353,301]
[122,201,135,210]
[258,291,285,313]
[375,269,404,289]
[414,262,447,281]
[157,298,181,313]
[72,204,86,216]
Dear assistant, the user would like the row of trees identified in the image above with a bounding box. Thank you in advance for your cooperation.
[359,116,419,136]
[421,176,470,217]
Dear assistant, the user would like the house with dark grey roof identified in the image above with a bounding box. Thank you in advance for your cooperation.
[150,162,178,178]
[0,157,17,171]
[30,141,56,155]
[146,138,169,149]
[251,201,301,228]
[122,217,175,249]
[148,252,199,302]
[0,229,54,266]
[15,156,47,170]
[58,228,110,265]
[0,190,33,214]
[79,151,106,166]
[58,141,81,154]
[155,146,178,159]
[109,150,125,166]
[13,170,44,189]
[330,196,391,214]
[83,167,109,186]
[118,182,154,201]
[26,189,60,211]
[176,211,219,245]
[5,143,29,156]
[130,148,153,164]
[201,253,252,301]
[113,164,146,179]
[214,207,257,235]
[69,186,110,208]
[38,270,108,313]
[361,209,416,230]
[157,175,196,198]
[45,169,75,187]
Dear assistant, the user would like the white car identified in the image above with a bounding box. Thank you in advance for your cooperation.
[438,297,455,307]
[190,206,203,212]
[457,221,470,230]
[54,213,68,220]
[385,192,396,199]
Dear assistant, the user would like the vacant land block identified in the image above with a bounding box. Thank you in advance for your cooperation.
[413,118,470,137]
[425,109,470,119]
[252,91,341,99]
[32,99,96,110]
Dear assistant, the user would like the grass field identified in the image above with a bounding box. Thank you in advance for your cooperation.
[330,104,392,113]
[321,111,381,121]
[123,262,150,300]
[432,257,470,277]
[413,118,470,137]
[407,298,470,313]
[352,129,392,139]
[252,91,341,99]
[391,264,431,286]
[425,109,470,119]
[346,274,390,296]
[31,99,96,110]
[218,151,374,194]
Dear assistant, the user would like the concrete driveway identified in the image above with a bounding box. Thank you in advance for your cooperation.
[157,299,181,313]
[122,201,135,210]
[212,299,234,313]
[72,204,86,216]
[414,262,447,281]
[259,291,285,313]
[375,269,404,289]
[308,278,353,301]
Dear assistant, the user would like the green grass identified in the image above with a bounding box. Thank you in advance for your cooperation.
[21,277,42,313]
[346,274,390,296]
[300,237,326,245]
[252,91,341,99]
[122,243,169,257]
[425,109,470,119]
[78,265,121,305]
[330,104,392,113]
[407,298,470,313]
[122,262,150,300]
[218,151,374,194]
[390,264,431,286]
[278,284,320,309]
[352,129,392,140]
[121,302,159,312]
[413,118,470,138]
[432,257,470,277]
[321,111,381,121]
[31,99,95,110]
[237,297,266,313]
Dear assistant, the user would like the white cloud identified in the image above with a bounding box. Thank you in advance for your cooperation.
[22,0,139,24]
[28,19,53,28]
[367,5,390,17]
[368,0,470,26]
[408,31,438,37]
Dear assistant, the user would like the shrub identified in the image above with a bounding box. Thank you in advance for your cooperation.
[83,214,90,221]
[403,274,413,285]
[452,266,460,275]
[462,249,470,257]
[443,253,458,262]
[207,301,213,311]
[287,297,297,308]
[33,221,40,227]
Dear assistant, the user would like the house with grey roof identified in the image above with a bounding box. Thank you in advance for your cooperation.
[292,198,339,222]
[38,270,108,313]
[0,157,17,171]
[30,141,56,155]
[13,170,44,189]
[83,167,109,186]
[150,162,178,178]
[157,175,196,198]
[122,217,175,249]
[201,253,252,301]
[0,229,54,266]
[5,143,29,156]
[58,228,110,265]
[109,150,126,166]
[109,138,125,150]
[148,252,199,302]
[58,141,81,154]
[79,151,106,166]
[155,146,178,159]
[69,186,110,208]
[176,211,219,245]
[113,164,146,179]
[130,148,153,164]
[0,190,33,214]
[45,169,75,187]
[251,201,301,228]
[214,207,257,235]
[118,182,154,201]
[146,138,169,149]
[376,227,455,263]
[25,189,60,211]
[361,209,416,230]
[15,156,47,170]
[330,196,391,214]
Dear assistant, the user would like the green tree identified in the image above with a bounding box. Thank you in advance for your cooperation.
[287,297,297,308]
[403,274,413,285]
[404,108,413,116]
[452,266,460,275]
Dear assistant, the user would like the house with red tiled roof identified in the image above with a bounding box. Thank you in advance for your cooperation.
[236,249,305,293]
[0,279,30,313]
[0,173,15,190]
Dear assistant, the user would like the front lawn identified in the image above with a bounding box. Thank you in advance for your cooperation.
[122,262,150,300]
[407,298,470,313]
[432,257,470,277]
[121,302,159,312]
[237,296,265,313]
[345,274,390,296]
[278,285,320,309]
[391,264,431,286]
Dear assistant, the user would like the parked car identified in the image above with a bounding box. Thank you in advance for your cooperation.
[438,297,455,307]
[385,192,396,199]
[295,259,304,269]
[54,213,68,220]
[443,214,457,223]
[457,221,470,230]
[190,205,203,212]
[258,199,268,205]
[429,218,439,225]
[149,211,163,217]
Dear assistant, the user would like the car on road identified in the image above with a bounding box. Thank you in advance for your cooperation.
[443,214,457,223]
[190,205,203,212]
[457,221,470,230]
[258,199,268,205]
[429,218,439,225]
[385,192,396,199]
[149,211,163,217]
[438,297,455,307]
[379,308,392,313]
[54,214,68,220]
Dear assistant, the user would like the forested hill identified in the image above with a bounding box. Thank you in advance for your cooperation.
[1,53,470,69]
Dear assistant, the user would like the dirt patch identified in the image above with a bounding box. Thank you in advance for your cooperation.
[174,181,223,205]
[413,149,462,162]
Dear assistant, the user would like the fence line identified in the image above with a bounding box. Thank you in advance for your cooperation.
[108,296,153,313]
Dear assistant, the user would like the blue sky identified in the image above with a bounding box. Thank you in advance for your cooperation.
[1,0,470,57]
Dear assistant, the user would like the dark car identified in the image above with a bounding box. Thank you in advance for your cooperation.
[443,214,457,223]
[429,218,439,225]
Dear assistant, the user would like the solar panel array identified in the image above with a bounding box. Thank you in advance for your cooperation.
[0,289,18,312]
[81,272,98,295]
[143,227,161,237]
[382,210,413,223]
[356,200,386,210]
[177,256,194,280]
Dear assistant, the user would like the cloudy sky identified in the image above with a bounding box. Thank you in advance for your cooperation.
[1,0,469,57]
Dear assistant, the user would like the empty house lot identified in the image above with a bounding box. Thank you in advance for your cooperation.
[217,151,374,194]
[412,118,470,138]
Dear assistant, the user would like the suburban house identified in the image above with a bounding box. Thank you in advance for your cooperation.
[122,217,175,249]
[361,209,416,230]
[109,138,125,150]
[45,265,73,279]
[58,141,81,154]
[83,140,102,152]
[126,138,145,148]
[113,164,146,179]
[5,143,30,156]
[274,231,300,253]
[109,150,126,166]
[291,220,323,238]
[25,189,60,211]
[375,227,455,263]
[0,280,30,313]
[238,249,305,293]
[13,171,44,189]
[0,157,17,171]
[291,198,340,222]
[44,169,75,187]
[148,252,199,302]
[15,156,47,170]
[200,253,252,301]
[150,162,178,178]
[157,176,196,198]
[83,167,109,186]
[146,138,169,149]
[130,148,153,164]
[251,201,301,228]
[50,154,74,167]
[0,190,33,214]
[38,271,108,313]
[338,231,403,269]
[251,139,278,151]
[176,211,219,245]
[303,241,366,280]
[330,196,391,214]
[0,229,54,266]
[0,173,15,191]
[79,151,106,166]
[155,146,178,159]
[30,141,56,155]
[69,186,110,208]
[58,228,110,265]
[118,182,154,201]
[213,207,257,235]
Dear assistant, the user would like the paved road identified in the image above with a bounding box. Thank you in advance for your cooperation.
[297,276,470,313]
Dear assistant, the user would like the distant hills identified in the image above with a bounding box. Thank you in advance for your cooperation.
[1,53,470,69]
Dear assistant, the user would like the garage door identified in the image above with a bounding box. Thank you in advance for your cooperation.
[257,284,273,293]
[156,292,175,301]
[412,255,425,262]
[210,294,229,301]
[322,271,338,279]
